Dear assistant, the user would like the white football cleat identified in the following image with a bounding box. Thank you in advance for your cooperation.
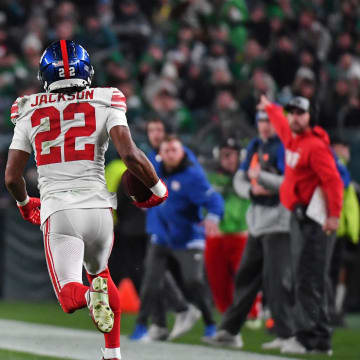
[87,277,114,333]
[169,304,201,340]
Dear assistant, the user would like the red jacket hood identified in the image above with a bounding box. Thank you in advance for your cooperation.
[312,126,330,145]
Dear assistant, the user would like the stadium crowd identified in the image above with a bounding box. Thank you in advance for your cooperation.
[0,1,360,154]
[1,0,360,357]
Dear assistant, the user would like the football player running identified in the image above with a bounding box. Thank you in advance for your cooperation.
[5,40,168,360]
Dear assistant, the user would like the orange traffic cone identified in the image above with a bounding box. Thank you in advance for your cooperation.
[118,278,141,313]
[265,318,275,330]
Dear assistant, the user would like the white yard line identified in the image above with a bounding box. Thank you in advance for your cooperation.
[0,319,297,360]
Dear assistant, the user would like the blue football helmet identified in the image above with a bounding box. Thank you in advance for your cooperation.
[38,40,94,92]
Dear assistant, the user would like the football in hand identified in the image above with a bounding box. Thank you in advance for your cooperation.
[121,170,152,203]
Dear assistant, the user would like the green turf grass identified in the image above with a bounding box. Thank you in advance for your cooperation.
[0,301,359,360]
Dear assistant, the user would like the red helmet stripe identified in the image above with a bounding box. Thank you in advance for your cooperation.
[60,40,70,79]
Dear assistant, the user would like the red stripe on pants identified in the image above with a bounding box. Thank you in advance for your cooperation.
[44,218,61,298]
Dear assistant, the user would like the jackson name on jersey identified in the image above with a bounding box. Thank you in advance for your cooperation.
[9,87,127,226]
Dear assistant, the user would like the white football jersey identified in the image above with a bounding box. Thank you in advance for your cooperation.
[9,87,128,225]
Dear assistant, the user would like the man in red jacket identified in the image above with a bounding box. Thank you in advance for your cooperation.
[258,95,343,355]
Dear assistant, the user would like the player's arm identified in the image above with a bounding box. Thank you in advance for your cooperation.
[6,98,31,202]
[109,125,168,207]
[110,125,158,187]
[5,149,41,225]
[258,95,292,144]
[5,149,29,202]
[6,102,41,225]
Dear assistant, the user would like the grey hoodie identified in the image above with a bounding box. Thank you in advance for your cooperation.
[233,169,290,237]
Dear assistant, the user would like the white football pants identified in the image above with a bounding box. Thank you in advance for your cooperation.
[42,208,114,298]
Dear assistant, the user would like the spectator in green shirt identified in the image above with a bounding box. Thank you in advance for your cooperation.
[204,138,250,313]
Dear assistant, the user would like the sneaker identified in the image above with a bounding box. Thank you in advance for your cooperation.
[169,304,201,340]
[202,324,216,342]
[262,337,289,350]
[205,329,243,348]
[281,337,333,356]
[129,324,151,342]
[87,277,114,333]
[280,337,307,354]
[148,324,169,341]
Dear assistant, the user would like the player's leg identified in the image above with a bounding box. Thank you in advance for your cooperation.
[87,268,120,357]
[82,208,121,360]
[43,212,88,314]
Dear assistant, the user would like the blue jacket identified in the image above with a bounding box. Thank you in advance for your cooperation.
[147,156,224,249]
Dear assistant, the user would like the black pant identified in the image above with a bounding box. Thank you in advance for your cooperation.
[220,232,294,338]
[290,213,336,351]
[137,243,215,327]
[329,236,347,321]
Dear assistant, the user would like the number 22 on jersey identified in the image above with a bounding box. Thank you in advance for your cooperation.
[31,103,96,166]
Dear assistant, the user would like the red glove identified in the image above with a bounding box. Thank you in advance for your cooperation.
[17,197,41,225]
[134,179,168,208]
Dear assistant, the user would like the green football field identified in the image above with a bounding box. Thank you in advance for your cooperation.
[0,301,359,360]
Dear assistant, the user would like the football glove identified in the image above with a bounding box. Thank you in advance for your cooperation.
[134,179,168,208]
[17,197,41,225]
